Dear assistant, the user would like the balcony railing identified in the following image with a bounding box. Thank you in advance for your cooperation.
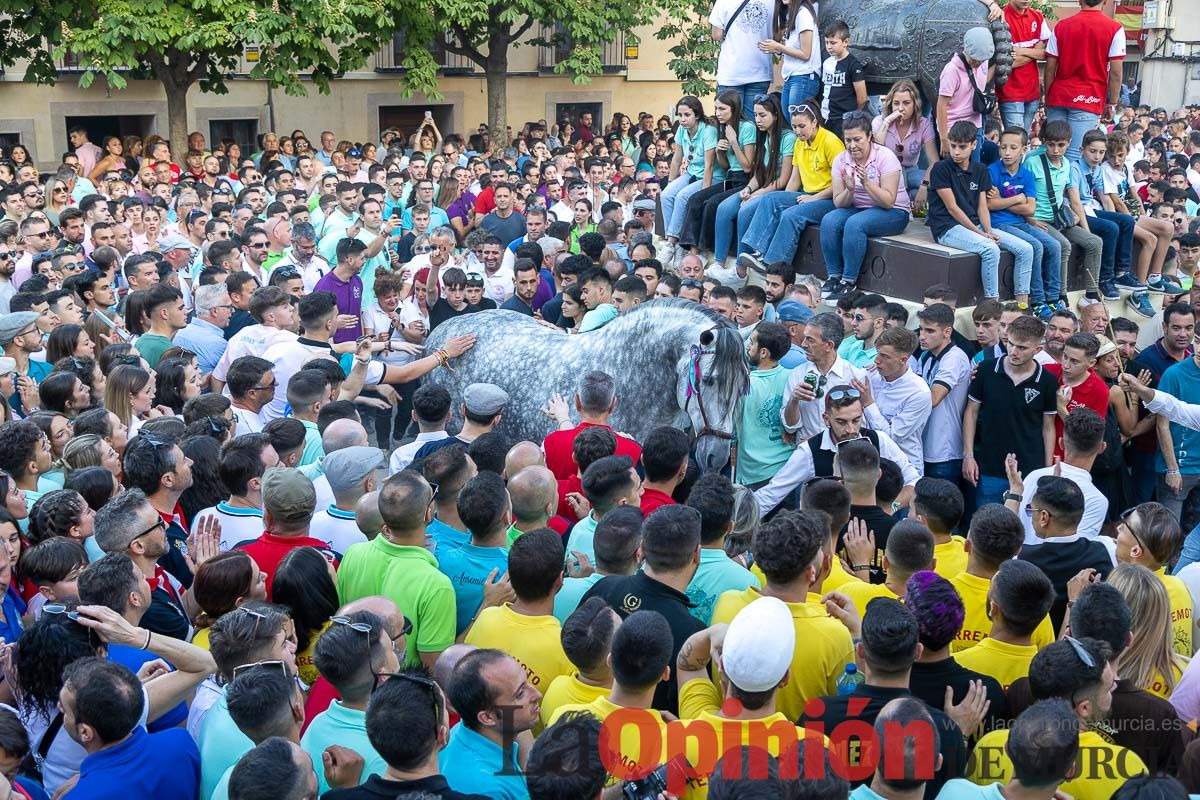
[375,32,476,73]
[538,26,627,73]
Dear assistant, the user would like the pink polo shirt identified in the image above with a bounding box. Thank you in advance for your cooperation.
[938,54,988,128]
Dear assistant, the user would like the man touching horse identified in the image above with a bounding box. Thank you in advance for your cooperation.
[542,371,642,483]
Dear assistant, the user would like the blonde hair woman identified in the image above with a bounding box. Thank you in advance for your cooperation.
[62,434,122,481]
[103,364,162,435]
[1106,563,1186,699]
[872,79,938,208]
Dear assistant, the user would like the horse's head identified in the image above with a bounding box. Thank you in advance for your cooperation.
[677,324,750,473]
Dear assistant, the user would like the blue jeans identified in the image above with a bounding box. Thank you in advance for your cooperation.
[764,199,837,265]
[713,192,745,263]
[925,459,963,489]
[741,192,803,255]
[1092,209,1135,278]
[818,206,911,283]
[1177,524,1200,575]
[937,224,1033,299]
[999,100,1041,131]
[1046,106,1100,164]
[717,82,771,121]
[904,166,926,197]
[1083,213,1120,283]
[997,222,1061,301]
[661,173,697,239]
[783,74,820,116]
[975,474,1009,508]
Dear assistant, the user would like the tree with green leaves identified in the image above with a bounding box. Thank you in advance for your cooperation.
[399,0,664,145]
[0,0,436,161]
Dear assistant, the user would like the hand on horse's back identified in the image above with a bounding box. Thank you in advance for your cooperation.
[444,334,476,357]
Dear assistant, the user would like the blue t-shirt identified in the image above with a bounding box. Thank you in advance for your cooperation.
[107,644,187,732]
[437,542,509,635]
[986,161,1038,226]
[1157,357,1200,475]
[73,725,199,800]
[0,587,25,644]
[441,723,529,800]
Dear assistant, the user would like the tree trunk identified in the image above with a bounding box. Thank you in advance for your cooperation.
[163,81,190,166]
[486,29,509,148]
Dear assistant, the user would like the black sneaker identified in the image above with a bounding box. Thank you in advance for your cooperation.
[737,252,765,275]
[820,276,841,298]
[825,281,856,304]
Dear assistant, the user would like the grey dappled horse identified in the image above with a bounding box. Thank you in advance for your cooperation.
[424,299,751,473]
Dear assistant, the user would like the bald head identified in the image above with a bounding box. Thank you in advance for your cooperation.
[508,466,558,524]
[504,441,544,479]
[323,419,369,453]
[355,489,383,536]
[338,595,403,639]
[433,643,477,700]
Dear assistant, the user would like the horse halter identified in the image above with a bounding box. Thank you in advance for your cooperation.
[684,335,741,442]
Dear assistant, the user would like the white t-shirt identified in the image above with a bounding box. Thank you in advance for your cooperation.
[194,501,266,550]
[309,505,368,555]
[708,0,773,86]
[781,4,821,79]
[917,344,972,465]
[231,404,264,436]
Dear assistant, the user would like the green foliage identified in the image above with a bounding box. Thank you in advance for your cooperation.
[655,0,720,97]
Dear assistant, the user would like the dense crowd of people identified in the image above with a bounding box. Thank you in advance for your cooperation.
[0,0,1198,798]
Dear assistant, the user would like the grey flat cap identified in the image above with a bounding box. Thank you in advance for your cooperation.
[463,383,509,416]
[0,312,41,346]
[323,446,385,493]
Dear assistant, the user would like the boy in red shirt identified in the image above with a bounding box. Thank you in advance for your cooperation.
[1045,332,1109,459]
[995,0,1050,131]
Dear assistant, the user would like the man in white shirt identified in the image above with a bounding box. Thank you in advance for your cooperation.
[1014,406,1110,546]
[210,286,298,394]
[780,312,867,442]
[226,356,276,436]
[388,384,452,475]
[856,326,932,476]
[274,223,330,293]
[756,385,920,515]
[192,434,280,550]
[915,303,972,483]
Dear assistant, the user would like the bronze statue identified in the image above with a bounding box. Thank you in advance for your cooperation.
[818,0,1013,98]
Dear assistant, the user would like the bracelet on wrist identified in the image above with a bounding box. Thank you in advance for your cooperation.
[851,563,871,571]
[963,454,975,460]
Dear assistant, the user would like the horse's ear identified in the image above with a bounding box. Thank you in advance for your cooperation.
[699,328,715,347]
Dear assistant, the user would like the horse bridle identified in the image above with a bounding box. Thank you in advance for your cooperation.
[684,343,734,442]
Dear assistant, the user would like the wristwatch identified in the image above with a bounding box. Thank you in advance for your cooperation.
[1003,491,1023,503]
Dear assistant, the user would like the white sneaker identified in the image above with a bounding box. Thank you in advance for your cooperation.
[659,241,676,266]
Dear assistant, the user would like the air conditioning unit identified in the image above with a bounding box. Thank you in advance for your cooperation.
[1143,0,1170,28]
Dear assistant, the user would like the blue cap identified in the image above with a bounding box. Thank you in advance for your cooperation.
[776,299,813,324]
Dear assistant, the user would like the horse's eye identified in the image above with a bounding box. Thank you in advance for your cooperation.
[703,377,715,387]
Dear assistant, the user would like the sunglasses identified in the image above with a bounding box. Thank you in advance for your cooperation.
[231,658,291,680]
[1064,635,1096,668]
[826,386,859,403]
[378,670,443,719]
[1118,507,1146,551]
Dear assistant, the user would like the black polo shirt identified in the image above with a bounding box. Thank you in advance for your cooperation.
[428,298,478,331]
[837,505,897,584]
[324,774,488,800]
[1018,537,1113,631]
[798,683,967,799]
[1128,339,1192,454]
[909,657,1007,735]
[926,159,991,240]
[581,572,704,715]
[967,357,1058,478]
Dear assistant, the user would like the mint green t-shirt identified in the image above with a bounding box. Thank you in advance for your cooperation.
[1023,147,1072,224]
[678,122,719,181]
[736,364,796,485]
[838,335,877,369]
[685,549,761,624]
[725,120,759,174]
[301,701,389,795]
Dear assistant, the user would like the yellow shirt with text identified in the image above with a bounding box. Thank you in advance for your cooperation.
[548,696,669,787]
[1146,661,1185,700]
[711,588,854,722]
[954,637,1037,691]
[948,571,1056,653]
[933,536,968,580]
[967,728,1145,800]
[1156,567,1194,657]
[540,674,610,729]
[677,679,826,800]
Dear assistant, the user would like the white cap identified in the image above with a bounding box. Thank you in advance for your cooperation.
[722,596,795,692]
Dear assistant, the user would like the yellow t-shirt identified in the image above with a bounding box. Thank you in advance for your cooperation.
[954,637,1037,691]
[752,553,863,594]
[968,728,1146,800]
[295,620,332,688]
[839,580,898,619]
[191,626,212,650]
[791,127,844,194]
[1155,567,1194,657]
[676,679,825,800]
[933,536,968,580]
[464,604,574,693]
[1146,661,1184,700]
[948,571,1056,654]
[540,674,610,729]
[548,696,669,786]
[711,587,854,722]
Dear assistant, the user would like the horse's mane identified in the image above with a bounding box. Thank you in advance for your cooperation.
[624,296,731,327]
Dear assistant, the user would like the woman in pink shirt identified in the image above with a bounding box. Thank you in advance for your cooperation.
[817,111,912,302]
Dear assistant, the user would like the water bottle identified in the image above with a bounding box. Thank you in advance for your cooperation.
[836,663,863,696]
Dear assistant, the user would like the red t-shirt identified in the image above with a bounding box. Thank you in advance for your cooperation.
[640,488,676,516]
[474,185,496,216]
[998,4,1048,102]
[1045,9,1125,114]
[543,422,642,482]
[558,475,582,521]
[234,533,340,599]
[1045,363,1109,458]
